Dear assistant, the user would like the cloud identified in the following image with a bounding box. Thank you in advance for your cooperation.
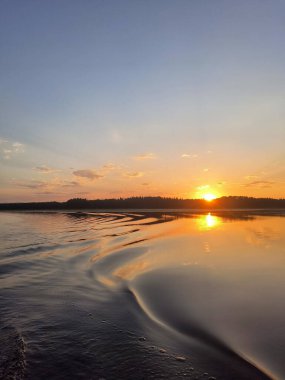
[62,181,80,187]
[0,138,8,145]
[3,149,13,159]
[196,185,210,191]
[110,130,123,143]
[12,142,24,152]
[244,175,259,180]
[34,191,57,195]
[102,163,117,171]
[100,163,121,175]
[134,152,156,160]
[12,177,81,192]
[13,180,48,190]
[243,180,275,188]
[0,138,25,160]
[124,171,144,178]
[181,153,198,159]
[73,169,104,180]
[34,165,56,173]
[203,168,209,172]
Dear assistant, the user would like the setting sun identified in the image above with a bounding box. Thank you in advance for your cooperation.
[203,193,217,202]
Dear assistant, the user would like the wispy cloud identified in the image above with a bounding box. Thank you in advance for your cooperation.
[243,180,275,188]
[73,169,104,180]
[33,165,57,173]
[12,178,81,191]
[0,138,8,145]
[100,163,121,175]
[62,180,80,188]
[102,163,117,171]
[12,142,24,152]
[34,191,57,195]
[181,153,198,159]
[0,138,25,160]
[110,130,123,144]
[245,175,259,180]
[124,171,144,178]
[133,152,156,160]
[196,185,210,191]
[13,180,48,190]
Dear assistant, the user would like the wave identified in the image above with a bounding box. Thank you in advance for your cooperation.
[0,211,284,379]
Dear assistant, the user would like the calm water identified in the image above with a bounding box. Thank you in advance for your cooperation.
[0,211,285,380]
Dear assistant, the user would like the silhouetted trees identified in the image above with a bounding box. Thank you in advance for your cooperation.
[0,196,284,210]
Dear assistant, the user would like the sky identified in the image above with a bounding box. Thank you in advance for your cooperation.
[0,0,284,202]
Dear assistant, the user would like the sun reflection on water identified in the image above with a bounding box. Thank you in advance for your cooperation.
[197,213,221,230]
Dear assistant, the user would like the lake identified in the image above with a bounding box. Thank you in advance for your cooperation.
[0,211,284,380]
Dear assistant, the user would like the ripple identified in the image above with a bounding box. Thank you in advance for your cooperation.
[0,324,26,380]
[0,211,284,379]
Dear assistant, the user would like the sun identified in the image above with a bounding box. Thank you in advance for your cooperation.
[203,193,217,202]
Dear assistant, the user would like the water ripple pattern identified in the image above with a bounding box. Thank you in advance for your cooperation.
[0,211,284,379]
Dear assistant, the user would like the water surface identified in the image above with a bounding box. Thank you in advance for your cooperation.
[0,211,284,379]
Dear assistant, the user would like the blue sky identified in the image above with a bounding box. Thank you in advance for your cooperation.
[0,0,284,201]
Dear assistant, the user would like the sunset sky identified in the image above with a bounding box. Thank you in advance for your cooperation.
[0,0,284,202]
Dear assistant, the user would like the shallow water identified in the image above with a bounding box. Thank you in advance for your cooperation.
[0,211,284,380]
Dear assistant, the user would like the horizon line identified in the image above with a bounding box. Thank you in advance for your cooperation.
[1,195,285,205]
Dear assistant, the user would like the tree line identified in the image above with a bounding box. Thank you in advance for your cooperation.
[0,196,285,210]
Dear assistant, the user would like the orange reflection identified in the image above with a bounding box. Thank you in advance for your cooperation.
[197,213,221,230]
[113,260,150,281]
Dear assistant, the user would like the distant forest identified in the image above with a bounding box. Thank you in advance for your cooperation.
[0,196,285,210]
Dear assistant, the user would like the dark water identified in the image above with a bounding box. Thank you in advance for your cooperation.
[0,211,285,380]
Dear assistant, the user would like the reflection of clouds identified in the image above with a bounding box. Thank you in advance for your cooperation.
[246,226,280,248]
